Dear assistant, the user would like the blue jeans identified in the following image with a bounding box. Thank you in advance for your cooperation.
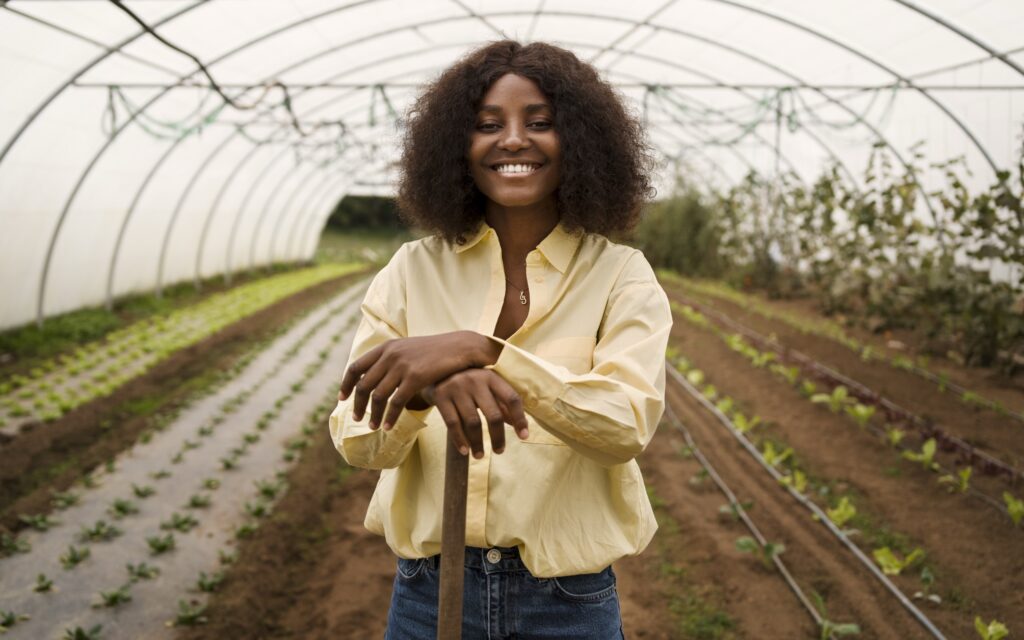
[384,546,625,639]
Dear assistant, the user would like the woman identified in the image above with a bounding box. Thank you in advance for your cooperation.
[329,40,673,639]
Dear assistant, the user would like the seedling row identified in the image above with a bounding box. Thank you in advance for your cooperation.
[0,279,368,639]
[0,262,365,434]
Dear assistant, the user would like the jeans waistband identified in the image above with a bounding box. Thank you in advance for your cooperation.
[423,546,527,574]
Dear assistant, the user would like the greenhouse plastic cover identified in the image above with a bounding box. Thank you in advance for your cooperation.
[0,0,1021,331]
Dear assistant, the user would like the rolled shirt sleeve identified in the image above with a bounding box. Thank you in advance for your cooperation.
[482,251,673,467]
[329,245,433,469]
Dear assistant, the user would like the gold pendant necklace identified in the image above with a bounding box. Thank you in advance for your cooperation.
[504,278,528,305]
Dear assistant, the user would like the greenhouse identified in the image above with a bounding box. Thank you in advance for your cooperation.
[0,1,1021,638]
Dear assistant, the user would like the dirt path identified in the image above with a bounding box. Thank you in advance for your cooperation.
[175,386,824,639]
[664,309,1024,638]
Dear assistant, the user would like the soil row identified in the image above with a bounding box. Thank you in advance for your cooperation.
[0,269,370,537]
[662,298,1024,638]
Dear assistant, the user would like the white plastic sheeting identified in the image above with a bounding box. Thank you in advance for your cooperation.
[0,0,1022,330]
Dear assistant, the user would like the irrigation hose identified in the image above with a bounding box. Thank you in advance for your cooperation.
[660,401,830,637]
[675,294,1020,512]
[666,362,948,640]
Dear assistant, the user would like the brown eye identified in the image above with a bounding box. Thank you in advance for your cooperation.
[477,122,500,132]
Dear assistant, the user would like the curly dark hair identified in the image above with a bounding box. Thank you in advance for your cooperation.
[396,40,656,245]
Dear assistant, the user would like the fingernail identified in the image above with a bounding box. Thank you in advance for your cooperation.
[474,451,484,459]
[494,447,504,455]
[459,446,469,456]
[381,421,391,431]
[518,428,529,439]
[369,420,378,429]
[339,391,348,400]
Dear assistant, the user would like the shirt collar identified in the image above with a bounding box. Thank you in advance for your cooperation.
[454,219,582,274]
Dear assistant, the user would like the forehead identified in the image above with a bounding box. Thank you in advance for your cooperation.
[478,73,550,109]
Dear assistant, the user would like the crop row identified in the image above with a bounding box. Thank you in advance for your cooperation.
[0,262,365,432]
[665,352,1009,640]
[668,297,1024,523]
[658,271,1021,423]
[0,282,367,638]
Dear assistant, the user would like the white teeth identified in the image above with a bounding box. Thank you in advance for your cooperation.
[495,163,538,174]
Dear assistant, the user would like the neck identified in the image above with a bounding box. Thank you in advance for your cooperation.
[484,198,559,268]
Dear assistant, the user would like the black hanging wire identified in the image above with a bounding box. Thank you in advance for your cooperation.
[108,0,334,139]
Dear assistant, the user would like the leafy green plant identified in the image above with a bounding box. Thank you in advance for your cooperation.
[779,469,808,493]
[912,566,942,604]
[1004,492,1023,526]
[810,590,861,639]
[78,520,123,543]
[761,441,792,468]
[872,546,925,576]
[811,385,852,413]
[196,570,225,593]
[126,562,160,581]
[51,489,81,510]
[146,533,175,555]
[186,493,211,509]
[0,609,31,632]
[60,544,91,569]
[160,512,198,533]
[974,617,1009,640]
[937,467,971,494]
[1,533,30,556]
[131,483,155,498]
[168,599,208,627]
[717,500,753,521]
[735,536,785,569]
[19,513,59,531]
[884,425,906,447]
[844,403,876,428]
[93,583,132,608]
[62,623,103,640]
[902,438,939,471]
[827,497,857,528]
[732,412,761,433]
[107,498,139,519]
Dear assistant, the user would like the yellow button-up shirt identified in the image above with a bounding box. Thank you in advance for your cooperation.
[328,219,673,577]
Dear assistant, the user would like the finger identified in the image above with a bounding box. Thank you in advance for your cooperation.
[338,344,384,400]
[473,389,506,455]
[369,370,402,430]
[452,391,485,459]
[489,376,529,439]
[380,380,416,431]
[435,398,470,456]
[352,361,389,422]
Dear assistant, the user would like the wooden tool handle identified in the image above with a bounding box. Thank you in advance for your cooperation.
[438,437,469,639]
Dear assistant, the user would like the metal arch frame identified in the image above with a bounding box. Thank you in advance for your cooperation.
[0,0,205,167]
[28,0,407,324]
[182,33,869,281]
[136,39,758,298]
[891,0,1024,79]
[223,144,291,285]
[19,2,987,323]
[700,0,999,173]
[155,127,243,297]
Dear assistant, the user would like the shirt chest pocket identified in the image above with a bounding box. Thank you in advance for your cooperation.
[522,336,597,446]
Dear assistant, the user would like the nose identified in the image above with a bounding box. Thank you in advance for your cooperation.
[497,121,530,151]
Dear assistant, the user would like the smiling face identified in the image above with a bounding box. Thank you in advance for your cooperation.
[467,73,561,211]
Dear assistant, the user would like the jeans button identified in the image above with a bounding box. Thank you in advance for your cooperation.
[486,548,502,564]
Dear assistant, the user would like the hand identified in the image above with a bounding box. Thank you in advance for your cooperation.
[427,368,529,458]
[338,331,490,431]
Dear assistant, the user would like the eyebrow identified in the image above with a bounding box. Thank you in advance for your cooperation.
[478,103,551,114]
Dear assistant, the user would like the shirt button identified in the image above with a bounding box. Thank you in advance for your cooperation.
[486,548,502,564]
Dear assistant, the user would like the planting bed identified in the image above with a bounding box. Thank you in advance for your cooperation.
[0,277,371,639]
[659,278,1024,638]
